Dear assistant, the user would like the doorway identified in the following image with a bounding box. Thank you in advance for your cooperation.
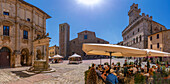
[0,47,10,67]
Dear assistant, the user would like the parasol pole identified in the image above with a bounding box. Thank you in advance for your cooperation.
[109,52,112,68]
[100,56,101,65]
[146,51,150,73]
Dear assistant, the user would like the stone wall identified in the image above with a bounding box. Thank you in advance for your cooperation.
[122,3,167,49]
[0,0,50,67]
[59,23,70,59]
[49,45,59,56]
[163,30,170,53]
[69,30,109,59]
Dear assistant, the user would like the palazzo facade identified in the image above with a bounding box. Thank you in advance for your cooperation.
[122,3,167,49]
[0,0,51,68]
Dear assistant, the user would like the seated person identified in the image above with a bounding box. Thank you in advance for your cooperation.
[111,63,115,69]
[132,66,137,74]
[124,65,128,77]
[106,69,119,84]
[96,67,102,76]
[98,65,103,72]
[101,70,107,80]
[114,65,117,70]
[104,65,110,73]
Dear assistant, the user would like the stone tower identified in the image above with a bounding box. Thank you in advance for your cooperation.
[59,23,70,59]
[128,3,141,24]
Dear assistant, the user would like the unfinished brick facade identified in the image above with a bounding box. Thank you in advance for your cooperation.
[59,23,109,59]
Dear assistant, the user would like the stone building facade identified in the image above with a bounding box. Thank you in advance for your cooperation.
[59,23,109,59]
[122,3,167,49]
[0,0,51,68]
[49,45,59,57]
[148,30,170,62]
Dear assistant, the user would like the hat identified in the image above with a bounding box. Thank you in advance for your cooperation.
[110,69,115,73]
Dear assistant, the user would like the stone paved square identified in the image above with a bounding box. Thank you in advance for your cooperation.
[0,59,125,84]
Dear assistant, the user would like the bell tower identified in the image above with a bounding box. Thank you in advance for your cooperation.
[128,3,141,24]
[59,23,70,59]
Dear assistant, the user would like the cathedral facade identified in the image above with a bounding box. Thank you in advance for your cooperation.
[59,23,109,59]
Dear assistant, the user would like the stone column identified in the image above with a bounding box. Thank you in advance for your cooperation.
[15,51,21,67]
[33,48,36,66]
[46,44,49,64]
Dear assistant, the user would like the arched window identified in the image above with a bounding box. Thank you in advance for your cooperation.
[23,30,28,39]
[139,35,142,42]
[160,27,162,31]
[3,26,10,36]
[157,34,159,39]
[136,37,138,43]
[133,38,135,44]
[138,28,140,32]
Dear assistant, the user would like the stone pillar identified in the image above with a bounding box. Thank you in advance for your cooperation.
[33,48,36,66]
[14,51,21,67]
[46,44,49,64]
[15,55,21,67]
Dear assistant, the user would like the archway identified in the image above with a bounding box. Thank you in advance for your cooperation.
[36,50,42,60]
[0,47,11,67]
[21,49,29,66]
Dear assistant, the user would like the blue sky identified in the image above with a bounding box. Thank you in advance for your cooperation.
[24,0,170,46]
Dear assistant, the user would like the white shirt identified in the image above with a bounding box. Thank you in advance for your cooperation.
[165,67,170,72]
[133,67,137,74]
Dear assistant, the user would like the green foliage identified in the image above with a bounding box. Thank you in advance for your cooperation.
[84,70,90,84]
[156,59,159,64]
[104,62,109,65]
[134,73,146,84]
[166,61,168,65]
[87,67,97,84]
[117,62,120,66]
[116,56,124,58]
[153,72,170,83]
[129,62,134,65]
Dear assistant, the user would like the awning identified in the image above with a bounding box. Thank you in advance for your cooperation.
[82,43,147,57]
[69,53,81,58]
[51,54,63,59]
[144,49,170,57]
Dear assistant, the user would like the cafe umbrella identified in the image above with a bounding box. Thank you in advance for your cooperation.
[82,43,147,67]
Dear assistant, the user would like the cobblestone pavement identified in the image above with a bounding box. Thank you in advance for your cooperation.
[0,59,127,84]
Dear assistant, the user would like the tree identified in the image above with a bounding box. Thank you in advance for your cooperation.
[87,67,98,84]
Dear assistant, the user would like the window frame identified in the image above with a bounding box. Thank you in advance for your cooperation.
[157,34,159,39]
[150,36,152,41]
[3,26,10,36]
[27,18,31,22]
[23,30,28,39]
[133,38,135,44]
[136,37,138,43]
[160,27,162,31]
[84,35,88,39]
[157,43,159,48]
[3,11,9,16]
[150,44,152,49]
[139,35,142,42]
[138,28,140,32]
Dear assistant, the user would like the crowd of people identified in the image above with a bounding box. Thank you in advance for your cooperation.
[88,60,170,84]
